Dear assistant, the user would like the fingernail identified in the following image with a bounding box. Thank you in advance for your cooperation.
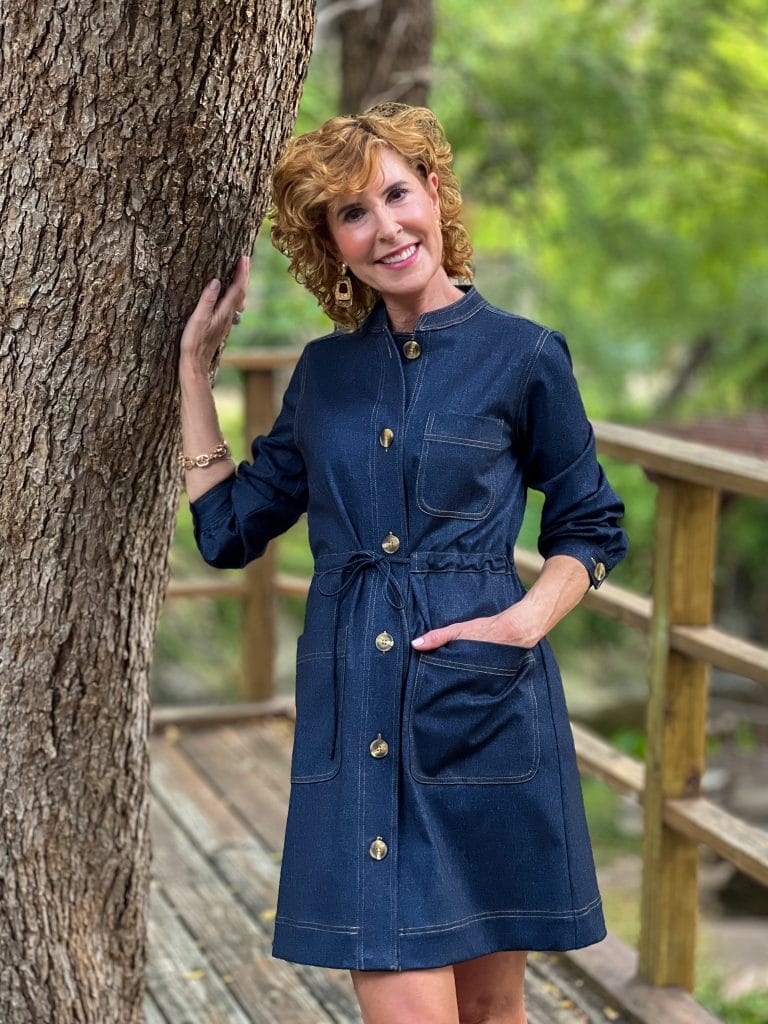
[411,637,425,648]
[208,278,221,291]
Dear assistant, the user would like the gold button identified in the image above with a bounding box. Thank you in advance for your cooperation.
[381,532,400,554]
[369,733,390,758]
[375,631,394,652]
[379,428,394,449]
[593,562,606,583]
[369,836,388,860]
[403,338,421,359]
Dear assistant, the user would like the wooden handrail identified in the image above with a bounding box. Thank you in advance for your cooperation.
[595,420,768,499]
[221,348,300,371]
[572,722,768,890]
[664,798,768,888]
[162,347,768,1001]
[516,548,768,686]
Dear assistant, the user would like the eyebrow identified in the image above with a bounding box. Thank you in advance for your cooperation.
[333,179,410,221]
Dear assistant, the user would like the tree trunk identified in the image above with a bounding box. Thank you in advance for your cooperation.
[0,2,314,1021]
[338,0,433,113]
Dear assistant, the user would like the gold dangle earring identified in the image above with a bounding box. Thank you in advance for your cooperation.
[334,262,353,307]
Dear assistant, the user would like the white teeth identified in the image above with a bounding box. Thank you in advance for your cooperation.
[380,244,416,264]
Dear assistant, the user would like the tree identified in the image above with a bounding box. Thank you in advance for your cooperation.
[433,0,768,419]
[0,2,314,1020]
[336,0,434,112]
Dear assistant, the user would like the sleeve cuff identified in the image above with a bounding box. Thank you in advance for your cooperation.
[189,473,236,524]
[541,542,611,589]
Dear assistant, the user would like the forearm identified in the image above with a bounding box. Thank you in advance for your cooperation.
[176,256,249,502]
[411,553,591,650]
[179,359,235,502]
[500,554,590,646]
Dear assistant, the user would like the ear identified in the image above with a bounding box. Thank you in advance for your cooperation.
[426,170,440,217]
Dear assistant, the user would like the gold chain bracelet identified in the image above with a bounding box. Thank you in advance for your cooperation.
[177,440,231,471]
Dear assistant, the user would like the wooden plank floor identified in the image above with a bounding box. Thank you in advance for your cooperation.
[147,718,631,1024]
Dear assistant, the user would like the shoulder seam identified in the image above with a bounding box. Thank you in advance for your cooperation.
[513,327,553,440]
[484,304,554,334]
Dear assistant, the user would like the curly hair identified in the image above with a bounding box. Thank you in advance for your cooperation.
[270,103,474,330]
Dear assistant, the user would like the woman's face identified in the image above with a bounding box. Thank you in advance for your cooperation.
[327,149,450,316]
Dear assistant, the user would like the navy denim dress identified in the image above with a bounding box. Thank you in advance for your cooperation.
[191,286,627,971]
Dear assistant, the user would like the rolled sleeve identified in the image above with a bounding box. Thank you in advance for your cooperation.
[517,331,628,588]
[190,349,309,568]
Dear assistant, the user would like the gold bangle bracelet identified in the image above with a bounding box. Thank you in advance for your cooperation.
[177,441,231,471]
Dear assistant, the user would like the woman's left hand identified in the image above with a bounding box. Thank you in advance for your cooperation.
[411,600,544,652]
[410,554,592,653]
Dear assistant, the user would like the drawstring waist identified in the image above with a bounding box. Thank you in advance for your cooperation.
[316,550,410,608]
[309,548,520,760]
[315,551,412,759]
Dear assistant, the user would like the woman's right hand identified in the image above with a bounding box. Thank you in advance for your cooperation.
[179,254,250,380]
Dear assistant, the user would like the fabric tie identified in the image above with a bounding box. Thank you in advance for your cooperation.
[315,551,410,759]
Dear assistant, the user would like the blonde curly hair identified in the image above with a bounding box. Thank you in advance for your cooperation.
[270,103,474,330]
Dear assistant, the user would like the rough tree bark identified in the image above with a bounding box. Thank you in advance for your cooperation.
[337,0,433,113]
[0,2,314,1021]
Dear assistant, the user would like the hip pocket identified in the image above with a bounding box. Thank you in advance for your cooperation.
[291,628,346,783]
[409,638,539,785]
[416,411,504,520]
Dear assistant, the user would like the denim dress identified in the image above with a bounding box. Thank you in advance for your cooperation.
[191,286,628,971]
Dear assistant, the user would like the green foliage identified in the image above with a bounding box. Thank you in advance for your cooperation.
[433,0,768,418]
[611,728,646,760]
[580,777,642,866]
[735,721,758,755]
[157,0,768,696]
[697,968,768,1024]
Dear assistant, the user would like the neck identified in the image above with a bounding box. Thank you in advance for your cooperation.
[383,278,465,333]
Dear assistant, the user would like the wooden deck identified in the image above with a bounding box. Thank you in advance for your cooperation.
[147,716,638,1023]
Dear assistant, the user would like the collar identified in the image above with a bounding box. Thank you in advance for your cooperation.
[364,284,488,335]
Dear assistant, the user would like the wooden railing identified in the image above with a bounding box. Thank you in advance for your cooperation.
[164,349,768,1004]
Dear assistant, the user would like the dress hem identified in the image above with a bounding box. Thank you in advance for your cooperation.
[272,900,607,971]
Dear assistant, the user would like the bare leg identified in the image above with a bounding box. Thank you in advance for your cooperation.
[351,965,461,1024]
[453,951,528,1024]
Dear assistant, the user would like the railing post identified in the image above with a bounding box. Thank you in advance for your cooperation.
[240,365,277,701]
[638,478,719,989]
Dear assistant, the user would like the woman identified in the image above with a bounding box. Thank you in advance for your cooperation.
[179,104,627,1024]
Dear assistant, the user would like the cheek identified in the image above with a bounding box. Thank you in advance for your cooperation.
[334,228,371,265]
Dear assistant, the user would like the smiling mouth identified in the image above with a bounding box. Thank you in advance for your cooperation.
[379,243,418,265]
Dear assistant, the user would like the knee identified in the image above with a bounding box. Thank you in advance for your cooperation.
[458,1004,527,1024]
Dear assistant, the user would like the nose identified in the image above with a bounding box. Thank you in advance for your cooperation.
[375,206,402,242]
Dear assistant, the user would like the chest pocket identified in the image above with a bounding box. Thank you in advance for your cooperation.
[416,412,504,520]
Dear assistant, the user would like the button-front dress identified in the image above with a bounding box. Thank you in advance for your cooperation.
[191,286,628,971]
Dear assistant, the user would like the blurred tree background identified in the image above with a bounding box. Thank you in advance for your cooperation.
[156,0,768,704]
[155,4,768,1014]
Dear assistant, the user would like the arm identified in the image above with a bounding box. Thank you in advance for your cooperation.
[187,313,310,570]
[411,554,589,651]
[412,331,627,652]
[178,255,249,502]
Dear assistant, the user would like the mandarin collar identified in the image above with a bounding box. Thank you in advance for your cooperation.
[364,285,487,335]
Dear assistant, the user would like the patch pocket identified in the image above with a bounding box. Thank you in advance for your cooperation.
[291,628,346,783]
[409,638,539,785]
[416,411,504,520]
